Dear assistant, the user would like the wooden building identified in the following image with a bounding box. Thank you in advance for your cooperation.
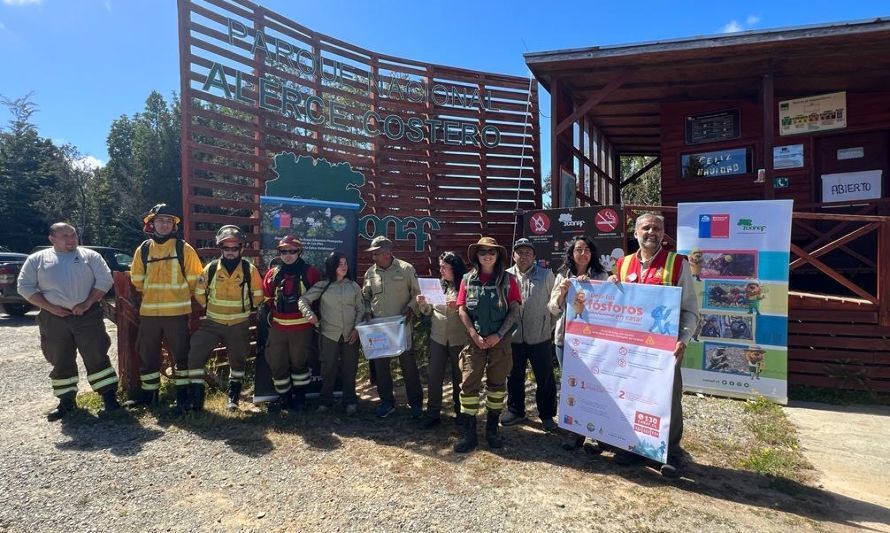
[526,18,890,393]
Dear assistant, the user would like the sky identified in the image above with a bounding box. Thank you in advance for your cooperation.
[0,0,888,171]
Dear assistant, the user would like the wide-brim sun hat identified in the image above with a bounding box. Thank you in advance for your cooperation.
[468,236,506,260]
[366,235,393,252]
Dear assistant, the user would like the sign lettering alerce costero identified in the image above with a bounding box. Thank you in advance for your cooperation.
[178,0,540,270]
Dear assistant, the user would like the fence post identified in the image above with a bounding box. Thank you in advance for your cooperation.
[878,220,890,327]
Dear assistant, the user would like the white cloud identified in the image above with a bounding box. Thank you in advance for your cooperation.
[721,20,744,33]
[73,155,105,171]
[2,0,42,6]
[721,15,761,34]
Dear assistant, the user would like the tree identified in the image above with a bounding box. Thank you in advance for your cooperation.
[0,93,65,252]
[620,156,661,206]
[101,91,182,250]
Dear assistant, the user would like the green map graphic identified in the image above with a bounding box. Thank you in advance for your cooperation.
[266,153,366,210]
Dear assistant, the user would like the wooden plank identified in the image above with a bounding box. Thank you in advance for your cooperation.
[789,347,877,364]
[788,334,890,352]
[789,309,879,323]
[790,361,890,379]
[788,321,890,337]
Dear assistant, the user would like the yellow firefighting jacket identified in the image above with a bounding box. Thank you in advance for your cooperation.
[130,239,202,316]
[195,259,264,325]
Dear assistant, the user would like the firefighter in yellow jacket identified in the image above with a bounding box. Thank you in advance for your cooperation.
[186,226,263,412]
[129,204,203,412]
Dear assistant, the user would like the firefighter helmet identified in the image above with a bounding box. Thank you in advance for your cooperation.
[142,203,181,225]
[216,225,246,245]
[276,235,303,250]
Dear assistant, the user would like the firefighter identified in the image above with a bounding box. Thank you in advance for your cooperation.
[262,235,321,411]
[186,226,264,412]
[17,223,120,420]
[128,203,203,413]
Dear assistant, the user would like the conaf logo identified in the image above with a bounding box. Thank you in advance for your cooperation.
[736,217,767,233]
[558,213,584,228]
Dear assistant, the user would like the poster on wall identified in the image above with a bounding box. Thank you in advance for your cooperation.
[677,200,793,404]
[523,206,625,274]
[779,91,846,136]
[558,280,681,463]
[252,196,360,402]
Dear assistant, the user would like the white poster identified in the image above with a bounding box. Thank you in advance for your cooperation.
[417,278,446,305]
[821,170,882,203]
[779,91,846,136]
[558,280,681,463]
[677,200,793,404]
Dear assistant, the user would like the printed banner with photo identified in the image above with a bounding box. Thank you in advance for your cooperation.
[558,280,681,463]
[677,200,793,404]
[521,206,625,274]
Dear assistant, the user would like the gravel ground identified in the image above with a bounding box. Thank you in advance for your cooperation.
[0,311,870,532]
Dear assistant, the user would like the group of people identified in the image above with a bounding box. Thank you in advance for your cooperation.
[17,205,699,477]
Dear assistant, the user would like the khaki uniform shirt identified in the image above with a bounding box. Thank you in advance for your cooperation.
[298,279,364,342]
[362,257,420,318]
[417,284,468,347]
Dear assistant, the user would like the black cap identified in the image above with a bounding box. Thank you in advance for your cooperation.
[512,238,535,252]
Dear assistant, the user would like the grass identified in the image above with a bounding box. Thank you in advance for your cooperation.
[738,395,811,483]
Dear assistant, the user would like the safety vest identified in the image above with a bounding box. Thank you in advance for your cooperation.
[131,238,202,316]
[463,272,515,337]
[617,249,684,287]
[195,260,264,325]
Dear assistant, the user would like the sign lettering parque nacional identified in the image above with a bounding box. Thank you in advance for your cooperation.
[178,0,541,272]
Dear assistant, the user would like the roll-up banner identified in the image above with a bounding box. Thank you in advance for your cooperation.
[522,206,625,274]
[677,200,793,404]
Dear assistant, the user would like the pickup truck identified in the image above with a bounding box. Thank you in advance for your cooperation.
[0,247,133,317]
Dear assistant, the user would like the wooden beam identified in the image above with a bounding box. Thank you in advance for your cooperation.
[557,136,618,187]
[554,72,627,135]
[789,222,879,269]
[761,68,776,199]
[790,243,876,303]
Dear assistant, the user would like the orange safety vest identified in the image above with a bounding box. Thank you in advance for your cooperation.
[617,250,685,287]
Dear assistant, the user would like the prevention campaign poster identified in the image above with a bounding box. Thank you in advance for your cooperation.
[677,200,793,404]
[522,206,625,274]
[558,280,681,463]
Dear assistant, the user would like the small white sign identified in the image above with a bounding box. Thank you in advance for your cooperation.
[822,170,882,203]
[773,144,804,169]
[417,278,446,305]
[837,147,864,161]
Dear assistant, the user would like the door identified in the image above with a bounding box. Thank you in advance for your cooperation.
[815,130,890,207]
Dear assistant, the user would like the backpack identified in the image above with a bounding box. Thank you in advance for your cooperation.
[206,258,255,313]
[270,261,312,313]
[139,238,186,279]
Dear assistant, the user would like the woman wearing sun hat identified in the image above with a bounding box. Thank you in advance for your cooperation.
[453,237,522,453]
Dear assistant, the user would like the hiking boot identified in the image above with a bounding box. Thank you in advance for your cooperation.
[171,385,192,416]
[226,381,242,412]
[123,390,158,409]
[453,414,478,453]
[409,404,423,419]
[345,403,358,416]
[500,410,527,426]
[47,394,76,422]
[100,390,120,414]
[191,383,206,412]
[316,404,330,413]
[660,462,680,478]
[541,417,558,432]
[288,388,306,412]
[485,410,504,449]
[375,401,395,418]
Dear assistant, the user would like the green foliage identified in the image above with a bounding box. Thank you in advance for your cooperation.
[0,93,66,252]
[620,155,661,206]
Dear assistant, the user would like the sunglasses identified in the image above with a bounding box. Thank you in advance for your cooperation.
[477,248,498,256]
[220,245,242,252]
[279,249,302,255]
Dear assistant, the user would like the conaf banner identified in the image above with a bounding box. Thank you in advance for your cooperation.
[522,206,625,274]
[677,200,793,404]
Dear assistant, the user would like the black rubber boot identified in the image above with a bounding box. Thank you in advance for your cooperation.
[171,385,191,416]
[47,393,76,422]
[100,389,120,414]
[485,410,504,449]
[453,414,478,453]
[226,381,242,411]
[289,387,306,412]
[191,383,206,412]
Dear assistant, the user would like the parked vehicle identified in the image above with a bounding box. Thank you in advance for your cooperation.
[0,247,133,317]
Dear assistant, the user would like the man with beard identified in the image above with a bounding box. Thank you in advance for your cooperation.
[611,213,700,477]
[18,223,120,420]
[128,203,203,412]
[262,235,321,411]
[185,226,264,412]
